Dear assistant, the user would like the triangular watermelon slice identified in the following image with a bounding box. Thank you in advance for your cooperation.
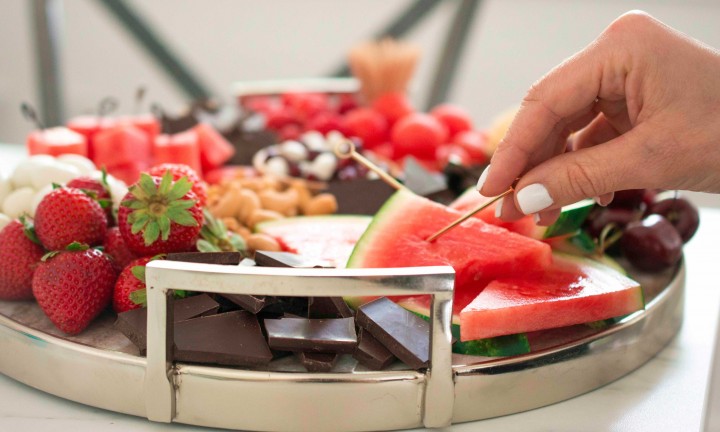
[347,190,553,309]
[459,253,644,341]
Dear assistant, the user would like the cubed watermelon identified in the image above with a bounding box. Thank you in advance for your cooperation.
[194,123,235,171]
[93,124,151,169]
[27,127,88,157]
[153,130,202,175]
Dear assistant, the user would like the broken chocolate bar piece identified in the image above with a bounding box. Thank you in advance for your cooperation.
[353,327,396,370]
[265,317,357,354]
[326,178,395,215]
[174,311,272,367]
[309,297,354,319]
[114,294,220,353]
[254,251,332,268]
[221,294,277,314]
[356,297,429,369]
[166,251,243,265]
[294,351,339,372]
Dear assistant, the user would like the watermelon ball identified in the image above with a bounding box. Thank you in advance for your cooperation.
[372,92,414,125]
[391,113,448,160]
[264,105,298,131]
[342,108,388,149]
[337,93,359,114]
[453,130,489,164]
[279,124,303,141]
[436,144,471,168]
[282,92,329,121]
[431,104,474,138]
[305,112,346,135]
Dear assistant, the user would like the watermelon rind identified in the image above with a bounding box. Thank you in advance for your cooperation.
[397,297,531,357]
[542,199,595,238]
[346,192,407,268]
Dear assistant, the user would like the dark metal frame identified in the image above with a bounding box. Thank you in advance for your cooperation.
[31,0,481,126]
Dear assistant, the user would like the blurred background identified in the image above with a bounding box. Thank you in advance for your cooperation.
[1,0,719,205]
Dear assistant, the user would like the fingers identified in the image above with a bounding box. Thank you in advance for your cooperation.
[511,124,654,214]
[479,49,605,197]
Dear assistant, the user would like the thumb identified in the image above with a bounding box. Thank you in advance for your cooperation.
[512,126,653,214]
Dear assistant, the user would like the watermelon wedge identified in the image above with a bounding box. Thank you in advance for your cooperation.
[459,253,644,341]
[255,215,371,267]
[396,296,530,357]
[347,190,553,308]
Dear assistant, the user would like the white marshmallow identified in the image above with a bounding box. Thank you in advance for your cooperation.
[279,140,308,162]
[0,213,10,231]
[2,187,35,219]
[310,153,337,181]
[56,154,96,175]
[11,155,54,188]
[265,156,289,177]
[30,160,81,190]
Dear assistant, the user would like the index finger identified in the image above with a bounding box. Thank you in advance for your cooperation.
[479,45,606,197]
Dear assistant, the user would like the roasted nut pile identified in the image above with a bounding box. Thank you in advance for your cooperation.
[207,175,338,252]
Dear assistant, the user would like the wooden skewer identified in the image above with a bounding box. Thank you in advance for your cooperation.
[333,140,409,192]
[426,189,514,242]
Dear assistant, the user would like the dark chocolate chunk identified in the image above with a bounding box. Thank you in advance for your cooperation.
[356,297,429,369]
[221,294,277,314]
[309,297,354,319]
[260,296,309,316]
[353,328,396,370]
[294,351,339,372]
[225,128,278,165]
[403,157,447,196]
[265,317,357,354]
[254,251,332,268]
[326,178,395,215]
[166,251,243,265]
[174,311,272,367]
[114,294,220,353]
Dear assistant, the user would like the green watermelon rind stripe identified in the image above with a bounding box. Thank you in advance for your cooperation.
[346,191,407,267]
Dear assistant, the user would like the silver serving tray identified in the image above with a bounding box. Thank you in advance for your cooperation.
[0,261,683,431]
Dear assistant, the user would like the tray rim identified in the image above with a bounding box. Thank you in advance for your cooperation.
[0,261,685,431]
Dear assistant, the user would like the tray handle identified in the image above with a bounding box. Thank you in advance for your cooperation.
[145,261,455,428]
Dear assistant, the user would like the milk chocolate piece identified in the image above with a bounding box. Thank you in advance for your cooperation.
[166,251,243,265]
[309,297,354,319]
[353,328,396,370]
[265,317,357,353]
[174,311,272,367]
[115,294,220,353]
[356,297,429,369]
[221,294,276,314]
[254,251,332,268]
[326,178,395,215]
[294,351,339,372]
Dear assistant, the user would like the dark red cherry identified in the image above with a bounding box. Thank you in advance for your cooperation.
[647,197,699,243]
[621,214,683,272]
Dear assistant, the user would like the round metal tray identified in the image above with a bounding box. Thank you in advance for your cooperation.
[0,260,683,431]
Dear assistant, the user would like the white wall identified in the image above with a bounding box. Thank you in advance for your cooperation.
[1,0,719,205]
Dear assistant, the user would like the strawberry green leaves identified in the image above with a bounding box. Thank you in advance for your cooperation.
[121,171,199,246]
[197,209,247,253]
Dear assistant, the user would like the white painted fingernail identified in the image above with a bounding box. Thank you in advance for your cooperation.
[494,197,503,218]
[516,183,553,214]
[475,165,490,195]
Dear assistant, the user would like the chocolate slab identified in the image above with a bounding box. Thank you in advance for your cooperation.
[264,317,357,354]
[166,251,243,265]
[254,251,332,269]
[294,351,339,372]
[114,294,220,353]
[221,294,277,314]
[309,297,354,319]
[325,178,395,215]
[174,311,272,367]
[356,297,429,369]
[353,327,396,370]
[261,296,309,317]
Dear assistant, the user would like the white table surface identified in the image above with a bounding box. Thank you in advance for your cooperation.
[1,143,719,432]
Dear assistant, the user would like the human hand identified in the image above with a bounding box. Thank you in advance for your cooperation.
[476,11,720,224]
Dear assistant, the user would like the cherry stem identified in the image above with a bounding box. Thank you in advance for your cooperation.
[97,97,119,122]
[21,102,45,130]
[135,86,146,114]
[150,103,169,133]
[596,223,623,256]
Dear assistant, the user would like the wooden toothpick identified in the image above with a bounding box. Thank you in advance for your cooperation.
[333,140,409,191]
[426,189,513,242]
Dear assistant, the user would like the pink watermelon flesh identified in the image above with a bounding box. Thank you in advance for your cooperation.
[347,191,553,310]
[194,123,235,171]
[153,130,203,175]
[449,188,539,238]
[256,216,372,268]
[459,254,644,341]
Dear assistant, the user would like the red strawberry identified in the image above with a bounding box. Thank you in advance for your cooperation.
[148,163,207,207]
[67,175,114,223]
[32,244,116,335]
[103,227,137,272]
[34,187,108,250]
[0,219,46,300]
[113,255,160,313]
[118,171,203,256]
